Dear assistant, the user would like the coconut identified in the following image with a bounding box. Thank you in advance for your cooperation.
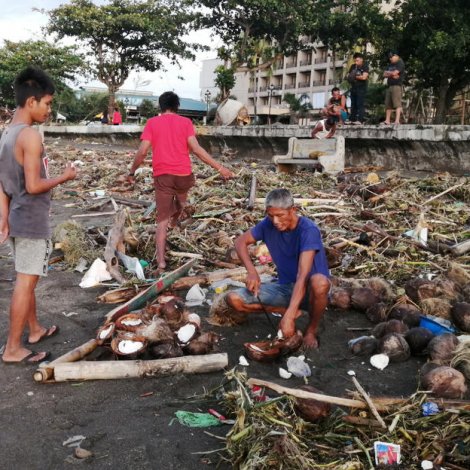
[404,327,435,354]
[350,287,380,312]
[388,304,421,328]
[447,263,470,287]
[384,319,409,335]
[405,278,438,303]
[426,333,459,365]
[96,322,115,342]
[420,361,441,378]
[136,316,174,344]
[176,323,199,345]
[462,283,470,303]
[185,332,221,355]
[451,302,470,332]
[208,293,247,326]
[111,333,147,356]
[378,333,410,362]
[160,298,187,329]
[244,331,303,362]
[451,340,470,380]
[115,313,145,332]
[149,341,183,359]
[435,278,461,302]
[329,287,352,310]
[325,247,342,269]
[420,298,452,319]
[348,336,378,356]
[421,366,467,399]
[371,322,388,339]
[366,303,389,324]
[186,313,201,328]
[294,385,331,423]
[364,277,394,302]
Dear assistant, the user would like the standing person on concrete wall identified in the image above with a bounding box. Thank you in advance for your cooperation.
[347,52,369,125]
[382,51,406,126]
[0,66,77,364]
[127,91,235,275]
[112,106,122,125]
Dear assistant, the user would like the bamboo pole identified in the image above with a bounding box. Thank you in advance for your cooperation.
[52,353,228,382]
[247,174,257,210]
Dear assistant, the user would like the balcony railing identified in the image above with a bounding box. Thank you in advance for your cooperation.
[299,60,312,66]
[311,80,324,87]
[328,78,340,85]
[284,84,296,90]
[297,82,310,88]
[285,61,297,68]
[314,57,327,64]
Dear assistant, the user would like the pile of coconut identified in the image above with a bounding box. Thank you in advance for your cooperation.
[96,296,221,358]
[329,266,470,400]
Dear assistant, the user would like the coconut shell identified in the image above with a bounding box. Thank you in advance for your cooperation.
[378,333,411,362]
[405,278,438,303]
[329,287,352,310]
[371,322,388,339]
[451,302,470,332]
[384,319,409,335]
[348,336,378,356]
[135,317,174,344]
[96,322,115,342]
[294,385,331,423]
[115,313,145,332]
[351,287,380,312]
[149,341,183,359]
[111,332,147,356]
[364,277,394,302]
[160,298,186,329]
[244,331,303,362]
[366,303,389,324]
[421,366,467,399]
[420,297,452,319]
[404,327,435,354]
[426,333,459,365]
[388,304,422,328]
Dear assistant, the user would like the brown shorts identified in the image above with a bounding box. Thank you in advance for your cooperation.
[154,174,196,223]
[385,85,402,109]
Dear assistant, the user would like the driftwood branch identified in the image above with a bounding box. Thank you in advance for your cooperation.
[104,210,127,283]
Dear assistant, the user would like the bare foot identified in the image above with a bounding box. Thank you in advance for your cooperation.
[279,310,302,338]
[303,331,319,349]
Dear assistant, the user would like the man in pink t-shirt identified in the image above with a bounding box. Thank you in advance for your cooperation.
[128,91,234,274]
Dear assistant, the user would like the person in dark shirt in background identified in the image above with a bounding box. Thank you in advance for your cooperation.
[383,51,406,126]
[347,52,369,125]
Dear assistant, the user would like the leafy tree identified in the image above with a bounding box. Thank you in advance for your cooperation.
[283,92,312,123]
[214,65,236,101]
[139,98,157,118]
[44,0,199,114]
[0,40,86,107]
[386,0,470,123]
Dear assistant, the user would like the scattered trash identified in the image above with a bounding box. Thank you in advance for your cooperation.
[26,391,34,396]
[63,435,86,448]
[238,355,249,367]
[174,410,222,428]
[279,367,292,379]
[421,460,434,470]
[287,356,311,378]
[422,402,439,416]
[74,258,88,273]
[374,441,401,465]
[79,258,112,288]
[185,283,206,306]
[74,447,92,459]
[117,252,146,280]
[208,408,235,424]
[370,353,390,370]
[210,278,244,293]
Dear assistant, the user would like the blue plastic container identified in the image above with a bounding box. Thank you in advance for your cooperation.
[419,316,456,335]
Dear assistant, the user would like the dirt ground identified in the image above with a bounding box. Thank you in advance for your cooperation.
[0,139,453,470]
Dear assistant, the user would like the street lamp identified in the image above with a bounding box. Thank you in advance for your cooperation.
[204,90,211,124]
[267,83,275,126]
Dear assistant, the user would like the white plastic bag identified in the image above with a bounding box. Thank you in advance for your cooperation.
[79,258,112,288]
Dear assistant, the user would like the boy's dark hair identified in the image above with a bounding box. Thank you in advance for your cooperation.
[326,117,336,126]
[14,66,55,107]
[159,91,180,112]
[353,52,364,59]
[331,87,340,93]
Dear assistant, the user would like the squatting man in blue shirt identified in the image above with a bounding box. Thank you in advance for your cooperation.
[224,188,331,349]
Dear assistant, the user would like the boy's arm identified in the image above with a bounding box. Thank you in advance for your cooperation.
[20,128,76,194]
[0,182,10,243]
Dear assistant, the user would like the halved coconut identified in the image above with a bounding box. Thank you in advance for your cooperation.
[111,333,147,356]
[96,322,115,342]
[426,333,459,365]
[160,298,186,329]
[421,366,467,399]
[176,323,198,345]
[244,340,281,362]
[451,302,470,333]
[378,333,410,362]
[187,313,201,328]
[115,313,145,332]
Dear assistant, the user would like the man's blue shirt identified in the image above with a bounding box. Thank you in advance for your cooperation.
[251,216,330,284]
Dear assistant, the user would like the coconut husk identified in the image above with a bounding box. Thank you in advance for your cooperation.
[405,278,438,303]
[294,385,331,423]
[446,263,470,288]
[149,341,183,359]
[365,302,389,324]
[421,366,467,399]
[159,297,187,329]
[451,302,470,332]
[388,304,421,328]
[384,319,409,336]
[462,283,470,303]
[135,317,174,344]
[426,333,459,365]
[325,247,342,269]
[348,336,378,356]
[351,287,380,312]
[404,327,435,354]
[420,361,441,378]
[329,287,352,310]
[185,332,221,355]
[371,322,388,339]
[420,297,452,319]
[363,277,394,302]
[378,333,410,362]
[435,278,461,302]
[208,293,247,326]
[450,340,470,380]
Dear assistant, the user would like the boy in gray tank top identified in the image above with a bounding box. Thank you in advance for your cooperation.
[0,66,77,364]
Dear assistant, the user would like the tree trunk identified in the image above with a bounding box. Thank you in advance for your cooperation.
[108,86,116,120]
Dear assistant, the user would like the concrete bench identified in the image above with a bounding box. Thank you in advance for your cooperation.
[273,136,345,174]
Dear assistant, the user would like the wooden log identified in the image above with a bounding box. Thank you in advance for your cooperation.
[247,174,257,210]
[104,209,127,283]
[172,265,269,290]
[33,339,100,383]
[105,258,197,323]
[52,353,228,382]
[450,239,470,256]
[351,375,387,429]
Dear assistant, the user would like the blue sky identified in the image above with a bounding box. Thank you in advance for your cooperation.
[0,1,218,100]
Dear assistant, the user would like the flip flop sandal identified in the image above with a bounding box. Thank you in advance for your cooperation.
[3,350,50,365]
[28,325,60,345]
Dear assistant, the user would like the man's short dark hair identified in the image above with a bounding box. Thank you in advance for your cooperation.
[353,52,364,59]
[14,66,55,107]
[331,87,340,93]
[159,91,180,112]
[326,117,336,126]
